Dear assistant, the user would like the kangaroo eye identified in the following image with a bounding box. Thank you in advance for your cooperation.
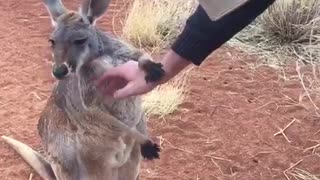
[73,38,87,45]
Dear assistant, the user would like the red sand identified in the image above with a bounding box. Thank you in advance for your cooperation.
[0,0,319,179]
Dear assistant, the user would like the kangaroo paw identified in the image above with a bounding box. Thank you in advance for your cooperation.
[140,140,160,160]
[138,59,165,83]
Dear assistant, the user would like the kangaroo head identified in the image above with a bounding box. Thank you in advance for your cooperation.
[43,0,111,80]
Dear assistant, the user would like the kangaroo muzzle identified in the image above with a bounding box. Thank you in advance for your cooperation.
[52,63,70,80]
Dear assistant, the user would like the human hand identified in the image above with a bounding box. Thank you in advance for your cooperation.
[96,60,159,99]
[96,49,191,99]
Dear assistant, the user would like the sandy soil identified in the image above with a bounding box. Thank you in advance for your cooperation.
[0,0,319,180]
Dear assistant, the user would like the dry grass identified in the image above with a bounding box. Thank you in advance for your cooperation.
[142,67,193,118]
[121,0,197,117]
[228,0,320,67]
[296,61,320,117]
[289,168,320,180]
[121,0,197,51]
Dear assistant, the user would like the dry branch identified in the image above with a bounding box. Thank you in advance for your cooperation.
[274,118,297,143]
[284,160,303,180]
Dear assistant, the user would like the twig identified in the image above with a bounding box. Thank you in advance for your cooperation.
[304,144,320,154]
[29,173,34,180]
[209,106,218,116]
[281,92,305,106]
[163,138,194,154]
[211,158,225,175]
[196,174,200,180]
[205,154,231,162]
[283,159,303,180]
[254,101,277,111]
[163,138,231,162]
[251,151,275,158]
[296,61,320,111]
[274,118,297,143]
[31,92,41,100]
[157,135,165,148]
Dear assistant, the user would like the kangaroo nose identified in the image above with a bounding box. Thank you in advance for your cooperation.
[52,63,69,80]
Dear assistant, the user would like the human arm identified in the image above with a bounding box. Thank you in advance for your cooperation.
[97,0,276,99]
[96,49,190,99]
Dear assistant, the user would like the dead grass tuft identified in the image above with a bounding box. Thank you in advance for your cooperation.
[289,168,320,180]
[142,67,193,118]
[121,0,197,51]
[294,61,320,118]
[229,0,320,67]
[121,0,197,118]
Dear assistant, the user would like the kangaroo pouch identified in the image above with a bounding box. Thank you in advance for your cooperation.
[198,0,249,21]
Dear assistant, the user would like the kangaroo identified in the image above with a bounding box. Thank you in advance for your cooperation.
[1,0,164,179]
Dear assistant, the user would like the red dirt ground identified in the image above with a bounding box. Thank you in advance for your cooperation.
[0,0,319,180]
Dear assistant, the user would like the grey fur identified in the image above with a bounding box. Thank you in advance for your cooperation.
[2,0,164,179]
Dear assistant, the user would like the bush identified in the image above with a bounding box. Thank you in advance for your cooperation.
[121,0,197,51]
[142,67,193,118]
[121,0,196,118]
[229,0,320,66]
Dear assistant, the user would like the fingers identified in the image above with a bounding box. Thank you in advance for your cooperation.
[96,66,125,87]
[94,60,155,99]
[113,81,151,99]
[113,82,140,99]
[102,79,119,96]
[102,78,127,96]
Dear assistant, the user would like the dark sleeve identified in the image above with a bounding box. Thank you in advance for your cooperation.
[171,0,276,66]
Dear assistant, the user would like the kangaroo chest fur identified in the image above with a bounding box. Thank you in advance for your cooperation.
[40,59,145,170]
[3,0,162,179]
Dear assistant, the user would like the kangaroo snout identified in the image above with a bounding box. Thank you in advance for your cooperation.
[52,63,70,80]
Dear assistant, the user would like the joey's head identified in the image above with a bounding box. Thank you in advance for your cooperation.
[43,0,111,80]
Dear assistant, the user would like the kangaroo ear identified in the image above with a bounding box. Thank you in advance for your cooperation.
[80,0,111,25]
[42,0,68,27]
